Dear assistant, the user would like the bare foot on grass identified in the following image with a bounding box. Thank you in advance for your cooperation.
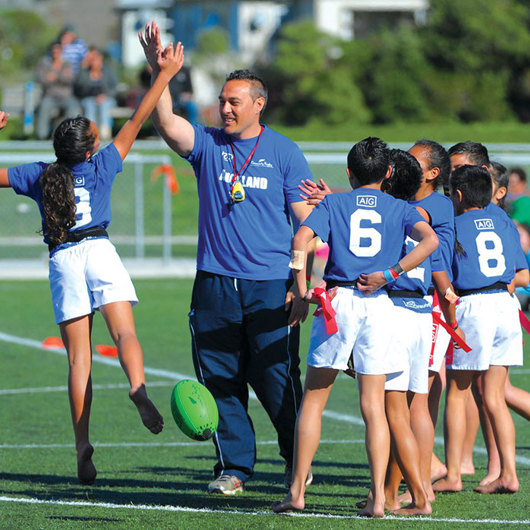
[431,454,447,482]
[432,476,462,493]
[460,460,475,475]
[474,477,519,494]
[358,496,385,518]
[129,384,164,434]
[392,500,432,516]
[77,443,97,485]
[478,470,501,486]
[272,493,304,513]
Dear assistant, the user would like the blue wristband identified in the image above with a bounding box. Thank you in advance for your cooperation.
[383,269,394,283]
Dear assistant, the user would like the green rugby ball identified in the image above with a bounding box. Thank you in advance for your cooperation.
[170,380,219,441]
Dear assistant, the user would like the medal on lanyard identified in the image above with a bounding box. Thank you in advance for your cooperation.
[229,126,264,205]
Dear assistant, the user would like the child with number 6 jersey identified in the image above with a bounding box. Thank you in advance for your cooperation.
[0,41,185,485]
[272,138,438,518]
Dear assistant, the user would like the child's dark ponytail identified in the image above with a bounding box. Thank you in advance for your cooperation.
[40,117,96,246]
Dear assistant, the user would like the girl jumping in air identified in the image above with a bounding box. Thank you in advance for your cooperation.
[0,40,184,485]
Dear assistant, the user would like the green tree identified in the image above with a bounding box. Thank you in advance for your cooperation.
[0,10,57,82]
[421,0,530,120]
[351,26,432,124]
[266,20,370,126]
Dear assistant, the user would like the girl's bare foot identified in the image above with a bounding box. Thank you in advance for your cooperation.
[460,460,475,475]
[392,500,432,516]
[432,476,462,492]
[358,496,385,518]
[77,443,97,485]
[431,454,447,482]
[129,384,164,434]
[474,477,519,494]
[478,470,501,486]
[397,487,435,505]
[271,493,304,513]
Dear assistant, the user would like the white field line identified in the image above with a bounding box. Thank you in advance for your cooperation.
[0,381,172,395]
[1,330,529,466]
[0,439,364,450]
[0,331,364,427]
[0,495,529,525]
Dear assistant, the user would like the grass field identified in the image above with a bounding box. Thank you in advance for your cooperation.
[1,278,530,528]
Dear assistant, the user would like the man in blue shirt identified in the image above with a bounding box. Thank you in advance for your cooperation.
[140,22,314,494]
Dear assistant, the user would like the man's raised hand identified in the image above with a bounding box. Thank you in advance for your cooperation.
[138,21,164,70]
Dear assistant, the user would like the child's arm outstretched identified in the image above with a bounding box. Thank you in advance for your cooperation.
[112,41,184,161]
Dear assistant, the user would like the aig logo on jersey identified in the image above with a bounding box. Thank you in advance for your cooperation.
[74,176,85,187]
[356,195,377,208]
[474,218,494,230]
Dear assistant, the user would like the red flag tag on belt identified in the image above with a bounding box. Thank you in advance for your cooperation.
[519,309,530,335]
[313,287,338,335]
[432,312,472,352]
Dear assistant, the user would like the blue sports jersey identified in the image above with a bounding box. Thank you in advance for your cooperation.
[388,236,433,313]
[303,188,424,282]
[185,124,312,280]
[410,192,454,280]
[485,202,527,271]
[8,143,122,249]
[452,208,519,290]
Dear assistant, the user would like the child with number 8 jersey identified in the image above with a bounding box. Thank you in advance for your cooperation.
[0,40,185,485]
[433,164,523,494]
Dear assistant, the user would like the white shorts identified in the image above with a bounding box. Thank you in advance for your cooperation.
[49,238,138,324]
[306,287,403,375]
[385,306,431,394]
[448,291,523,371]
[426,294,451,373]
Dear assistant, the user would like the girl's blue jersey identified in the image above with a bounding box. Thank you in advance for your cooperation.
[452,208,520,290]
[8,143,121,247]
[410,191,454,280]
[391,236,432,296]
[303,188,424,282]
[485,202,527,271]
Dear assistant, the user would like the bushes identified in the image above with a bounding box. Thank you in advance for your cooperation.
[265,0,530,127]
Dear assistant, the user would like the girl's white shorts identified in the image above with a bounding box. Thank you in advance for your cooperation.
[448,291,522,371]
[49,238,138,324]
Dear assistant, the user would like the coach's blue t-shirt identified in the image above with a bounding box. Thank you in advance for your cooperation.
[485,202,527,271]
[410,192,454,280]
[452,208,519,290]
[303,188,424,282]
[8,143,122,249]
[185,124,312,280]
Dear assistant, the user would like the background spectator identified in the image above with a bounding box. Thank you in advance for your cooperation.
[74,47,118,140]
[507,167,530,225]
[516,223,530,311]
[169,65,199,123]
[59,25,88,74]
[35,41,80,140]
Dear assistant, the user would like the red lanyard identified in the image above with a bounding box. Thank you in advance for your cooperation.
[229,125,264,185]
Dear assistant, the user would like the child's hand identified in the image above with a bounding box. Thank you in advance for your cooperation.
[357,271,386,295]
[299,178,332,205]
[453,326,466,350]
[139,21,164,71]
[0,111,9,130]
[157,42,184,78]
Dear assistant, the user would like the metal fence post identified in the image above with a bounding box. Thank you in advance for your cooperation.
[135,162,144,258]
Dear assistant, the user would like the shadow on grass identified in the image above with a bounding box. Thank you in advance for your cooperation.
[0,465,370,512]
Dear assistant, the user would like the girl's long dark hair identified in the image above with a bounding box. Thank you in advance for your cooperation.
[40,117,96,246]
